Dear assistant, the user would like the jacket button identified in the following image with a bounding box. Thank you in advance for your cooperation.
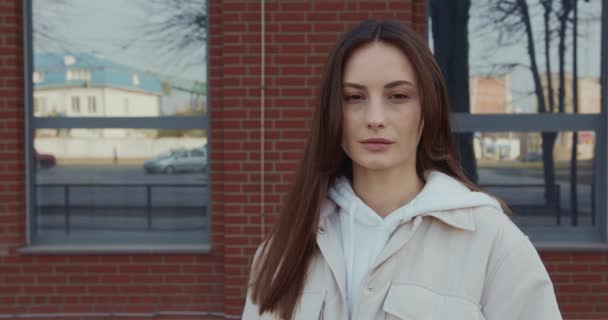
[366,285,373,293]
[318,226,325,234]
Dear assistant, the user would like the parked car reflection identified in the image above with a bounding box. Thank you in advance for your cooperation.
[143,147,208,174]
[518,152,542,162]
[35,149,56,169]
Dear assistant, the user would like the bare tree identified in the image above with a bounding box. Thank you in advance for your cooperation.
[540,0,556,114]
[479,0,594,223]
[32,0,70,51]
[517,0,561,206]
[430,0,478,183]
[569,0,580,225]
[480,0,583,209]
[125,0,208,69]
[557,0,573,115]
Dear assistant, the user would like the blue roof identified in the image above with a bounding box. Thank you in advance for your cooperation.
[34,52,163,94]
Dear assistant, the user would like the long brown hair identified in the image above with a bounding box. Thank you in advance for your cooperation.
[249,19,511,319]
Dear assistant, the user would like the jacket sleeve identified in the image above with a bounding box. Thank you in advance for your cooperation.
[241,242,267,320]
[481,227,562,320]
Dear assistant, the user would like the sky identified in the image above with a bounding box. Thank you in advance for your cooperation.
[33,0,207,83]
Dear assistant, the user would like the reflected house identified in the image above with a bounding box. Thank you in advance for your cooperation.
[470,74,600,162]
[469,75,511,114]
[33,53,163,138]
[469,75,520,160]
[540,73,600,160]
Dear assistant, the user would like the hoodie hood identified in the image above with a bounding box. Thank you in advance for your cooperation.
[328,169,501,231]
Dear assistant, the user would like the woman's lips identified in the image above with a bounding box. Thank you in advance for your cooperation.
[360,139,394,152]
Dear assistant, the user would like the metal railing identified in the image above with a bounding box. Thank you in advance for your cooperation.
[35,183,208,234]
[480,183,595,226]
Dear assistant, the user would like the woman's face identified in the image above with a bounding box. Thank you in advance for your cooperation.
[341,41,423,173]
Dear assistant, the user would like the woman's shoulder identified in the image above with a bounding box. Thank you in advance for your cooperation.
[469,206,560,318]
[470,205,545,271]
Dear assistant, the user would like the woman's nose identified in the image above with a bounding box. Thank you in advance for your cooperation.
[365,98,386,129]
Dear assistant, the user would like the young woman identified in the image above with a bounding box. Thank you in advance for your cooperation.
[242,19,562,320]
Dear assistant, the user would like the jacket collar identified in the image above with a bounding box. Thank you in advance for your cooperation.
[318,198,476,232]
[420,209,476,231]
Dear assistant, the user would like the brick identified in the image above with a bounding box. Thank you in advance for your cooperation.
[280,23,311,33]
[274,34,306,45]
[279,45,309,55]
[340,12,373,21]
[314,23,345,33]
[314,2,345,11]
[389,2,413,10]
[224,23,247,33]
[281,66,311,75]
[557,284,590,293]
[280,2,310,11]
[359,2,388,10]
[556,264,590,273]
[86,265,117,273]
[149,265,181,273]
[119,265,149,273]
[274,12,306,22]
[281,109,311,118]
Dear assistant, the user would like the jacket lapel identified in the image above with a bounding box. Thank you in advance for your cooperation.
[371,209,476,271]
[370,215,424,271]
[316,200,347,299]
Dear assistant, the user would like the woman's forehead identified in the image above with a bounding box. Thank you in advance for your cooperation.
[342,42,417,87]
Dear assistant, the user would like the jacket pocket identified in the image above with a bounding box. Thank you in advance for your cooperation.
[383,284,481,320]
[292,291,326,320]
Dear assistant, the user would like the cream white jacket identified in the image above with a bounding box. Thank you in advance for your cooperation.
[243,171,562,320]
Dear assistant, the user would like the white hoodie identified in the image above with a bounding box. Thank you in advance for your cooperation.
[328,170,501,316]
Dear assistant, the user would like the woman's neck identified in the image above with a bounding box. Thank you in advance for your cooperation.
[351,166,424,218]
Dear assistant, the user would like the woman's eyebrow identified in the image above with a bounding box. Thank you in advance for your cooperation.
[343,80,415,89]
[342,82,365,90]
[385,80,415,88]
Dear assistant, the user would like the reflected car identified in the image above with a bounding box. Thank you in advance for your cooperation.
[518,152,542,162]
[143,148,208,174]
[35,149,56,169]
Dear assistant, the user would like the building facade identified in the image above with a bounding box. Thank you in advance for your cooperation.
[1,0,608,319]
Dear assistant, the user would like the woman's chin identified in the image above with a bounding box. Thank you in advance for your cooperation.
[353,160,399,172]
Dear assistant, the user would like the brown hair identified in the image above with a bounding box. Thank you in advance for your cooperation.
[248,19,511,319]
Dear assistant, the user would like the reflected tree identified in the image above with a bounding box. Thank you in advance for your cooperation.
[480,0,586,214]
[430,0,478,183]
[569,0,580,224]
[127,0,208,69]
[32,0,70,51]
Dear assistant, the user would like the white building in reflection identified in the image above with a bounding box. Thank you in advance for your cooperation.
[33,53,163,138]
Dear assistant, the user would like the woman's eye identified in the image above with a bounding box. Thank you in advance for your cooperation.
[344,94,364,103]
[390,93,409,101]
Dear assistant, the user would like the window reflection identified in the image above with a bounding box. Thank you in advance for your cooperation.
[475,131,596,227]
[32,0,207,118]
[33,129,210,245]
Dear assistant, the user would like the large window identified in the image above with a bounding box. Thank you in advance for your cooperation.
[429,0,606,243]
[24,0,209,252]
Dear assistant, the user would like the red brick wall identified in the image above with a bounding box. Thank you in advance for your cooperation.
[1,0,608,319]
[541,252,608,317]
